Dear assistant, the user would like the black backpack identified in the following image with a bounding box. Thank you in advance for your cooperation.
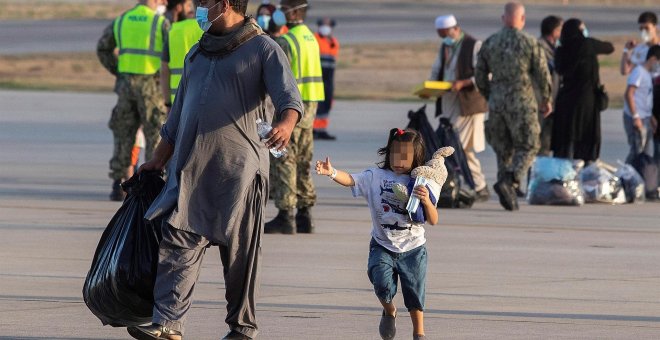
[406,105,475,208]
[437,168,476,208]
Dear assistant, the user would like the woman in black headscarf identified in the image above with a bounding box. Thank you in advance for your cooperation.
[551,18,614,163]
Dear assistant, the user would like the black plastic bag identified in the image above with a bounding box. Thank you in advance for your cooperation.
[83,171,165,326]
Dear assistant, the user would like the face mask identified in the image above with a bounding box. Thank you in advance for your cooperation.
[272,9,287,26]
[155,4,167,16]
[582,27,589,38]
[196,1,223,32]
[640,29,651,43]
[319,25,332,36]
[442,36,455,45]
[554,39,561,48]
[257,15,271,30]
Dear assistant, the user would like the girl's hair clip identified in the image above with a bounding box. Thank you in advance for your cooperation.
[396,128,404,136]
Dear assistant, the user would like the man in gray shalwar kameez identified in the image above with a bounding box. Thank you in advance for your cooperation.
[125,0,303,339]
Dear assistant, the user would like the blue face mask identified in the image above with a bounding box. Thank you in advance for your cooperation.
[272,8,287,27]
[196,1,223,32]
[442,36,455,46]
[257,15,271,30]
[582,27,589,38]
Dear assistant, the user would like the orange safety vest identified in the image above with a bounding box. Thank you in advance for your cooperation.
[314,33,339,69]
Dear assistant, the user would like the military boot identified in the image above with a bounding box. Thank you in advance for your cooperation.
[514,184,526,198]
[264,209,296,234]
[493,172,518,211]
[296,207,315,234]
[109,179,126,202]
[511,176,522,209]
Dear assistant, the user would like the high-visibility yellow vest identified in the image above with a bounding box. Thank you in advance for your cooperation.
[281,24,325,102]
[113,5,166,75]
[168,19,203,102]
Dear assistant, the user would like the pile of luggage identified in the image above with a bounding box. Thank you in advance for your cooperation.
[527,156,653,206]
[406,105,658,208]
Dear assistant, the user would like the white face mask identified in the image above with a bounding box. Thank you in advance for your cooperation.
[319,25,332,36]
[640,29,652,43]
[155,4,167,16]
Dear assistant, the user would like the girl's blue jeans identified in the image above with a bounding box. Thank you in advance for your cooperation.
[367,238,427,311]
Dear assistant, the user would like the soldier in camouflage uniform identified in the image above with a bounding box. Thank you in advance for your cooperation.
[268,100,317,219]
[97,0,170,201]
[475,2,552,211]
[265,0,324,234]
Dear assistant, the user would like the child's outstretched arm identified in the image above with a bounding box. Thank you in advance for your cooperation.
[413,185,438,225]
[315,157,355,187]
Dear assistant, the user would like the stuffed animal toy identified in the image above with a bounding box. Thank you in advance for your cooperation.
[393,146,454,222]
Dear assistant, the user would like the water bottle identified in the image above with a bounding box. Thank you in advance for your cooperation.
[256,119,287,158]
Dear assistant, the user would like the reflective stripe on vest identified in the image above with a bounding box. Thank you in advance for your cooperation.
[320,55,336,69]
[168,19,203,102]
[113,5,165,75]
[281,25,324,102]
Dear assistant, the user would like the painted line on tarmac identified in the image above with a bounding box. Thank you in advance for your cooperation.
[2,295,660,323]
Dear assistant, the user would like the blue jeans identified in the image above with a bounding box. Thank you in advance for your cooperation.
[367,238,427,311]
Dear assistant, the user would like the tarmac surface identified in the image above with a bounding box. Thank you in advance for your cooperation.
[1,90,660,339]
[0,2,656,54]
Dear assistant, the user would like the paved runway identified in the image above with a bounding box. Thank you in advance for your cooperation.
[1,90,660,339]
[0,2,655,54]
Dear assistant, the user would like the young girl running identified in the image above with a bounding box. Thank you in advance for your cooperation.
[315,128,441,340]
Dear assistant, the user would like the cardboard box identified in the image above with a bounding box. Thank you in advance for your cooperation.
[413,81,452,97]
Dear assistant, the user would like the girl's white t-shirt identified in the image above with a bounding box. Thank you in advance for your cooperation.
[351,167,441,253]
